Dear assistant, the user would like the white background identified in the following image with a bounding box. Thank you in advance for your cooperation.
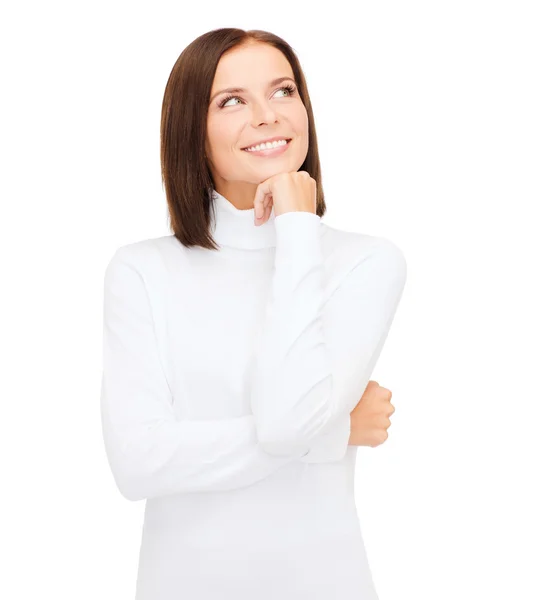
[1,1,534,599]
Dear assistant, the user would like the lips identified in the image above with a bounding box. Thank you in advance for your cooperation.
[241,138,292,150]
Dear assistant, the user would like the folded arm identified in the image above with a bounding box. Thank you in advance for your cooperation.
[100,247,304,502]
[250,212,407,462]
[101,222,407,501]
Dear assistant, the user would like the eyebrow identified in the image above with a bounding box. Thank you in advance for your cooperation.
[210,77,297,104]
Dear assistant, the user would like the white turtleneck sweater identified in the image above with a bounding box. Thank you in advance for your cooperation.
[100,188,407,600]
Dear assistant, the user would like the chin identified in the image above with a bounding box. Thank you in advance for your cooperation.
[254,164,295,180]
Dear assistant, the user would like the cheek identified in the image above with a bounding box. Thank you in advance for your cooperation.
[206,119,246,174]
[207,119,241,154]
[291,108,309,160]
[287,106,308,138]
[285,106,309,146]
[297,107,309,135]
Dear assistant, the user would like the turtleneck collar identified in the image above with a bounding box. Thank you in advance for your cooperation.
[209,188,276,250]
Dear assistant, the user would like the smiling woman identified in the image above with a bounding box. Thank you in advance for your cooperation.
[101,26,406,600]
[159,28,327,247]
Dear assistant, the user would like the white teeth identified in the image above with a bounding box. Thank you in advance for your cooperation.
[244,139,288,152]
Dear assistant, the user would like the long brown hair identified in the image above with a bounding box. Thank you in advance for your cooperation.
[160,28,326,250]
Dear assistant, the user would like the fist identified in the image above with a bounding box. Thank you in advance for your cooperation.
[253,171,317,225]
[349,380,395,448]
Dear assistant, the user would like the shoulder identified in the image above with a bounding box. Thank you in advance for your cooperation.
[319,221,407,285]
[104,235,178,277]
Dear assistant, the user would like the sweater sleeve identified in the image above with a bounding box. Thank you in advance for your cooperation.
[100,247,302,502]
[250,211,407,462]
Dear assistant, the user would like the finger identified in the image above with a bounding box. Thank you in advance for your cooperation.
[253,179,271,222]
[255,196,269,225]
[261,194,273,224]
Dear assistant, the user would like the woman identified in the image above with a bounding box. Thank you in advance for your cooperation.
[100,27,407,600]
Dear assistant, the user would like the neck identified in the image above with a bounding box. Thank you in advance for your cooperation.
[209,188,276,250]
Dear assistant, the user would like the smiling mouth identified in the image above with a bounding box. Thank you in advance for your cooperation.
[241,138,292,151]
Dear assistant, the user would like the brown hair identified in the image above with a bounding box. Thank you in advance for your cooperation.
[160,28,326,250]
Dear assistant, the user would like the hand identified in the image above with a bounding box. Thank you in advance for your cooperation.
[253,171,317,225]
[348,380,395,447]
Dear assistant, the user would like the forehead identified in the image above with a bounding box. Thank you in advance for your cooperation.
[212,43,293,88]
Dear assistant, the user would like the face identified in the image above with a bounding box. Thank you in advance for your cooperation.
[205,42,309,208]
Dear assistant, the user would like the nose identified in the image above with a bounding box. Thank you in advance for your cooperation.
[250,101,278,127]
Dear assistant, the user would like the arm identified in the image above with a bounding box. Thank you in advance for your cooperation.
[100,247,304,502]
[250,211,407,462]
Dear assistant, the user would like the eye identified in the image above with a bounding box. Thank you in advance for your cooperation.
[219,95,243,108]
[275,84,296,98]
[218,84,297,109]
